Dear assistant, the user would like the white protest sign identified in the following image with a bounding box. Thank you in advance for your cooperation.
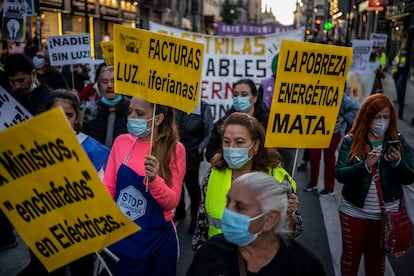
[47,34,92,66]
[349,39,373,71]
[149,21,305,121]
[2,0,27,42]
[0,87,32,131]
[369,33,387,48]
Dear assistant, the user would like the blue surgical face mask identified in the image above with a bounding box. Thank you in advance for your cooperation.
[233,96,251,112]
[223,142,255,169]
[371,118,389,137]
[32,56,44,69]
[221,207,264,247]
[101,94,123,106]
[127,117,152,137]
[28,82,37,93]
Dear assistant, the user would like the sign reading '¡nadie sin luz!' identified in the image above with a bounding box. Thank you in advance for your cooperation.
[113,24,205,114]
[46,34,92,66]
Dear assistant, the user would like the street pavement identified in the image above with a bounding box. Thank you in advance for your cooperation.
[1,71,414,275]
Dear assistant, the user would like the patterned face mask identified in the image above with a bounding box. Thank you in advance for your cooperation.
[371,118,389,137]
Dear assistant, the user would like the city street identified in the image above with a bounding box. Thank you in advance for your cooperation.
[1,71,414,275]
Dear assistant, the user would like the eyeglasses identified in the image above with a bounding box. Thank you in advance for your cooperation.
[8,77,26,85]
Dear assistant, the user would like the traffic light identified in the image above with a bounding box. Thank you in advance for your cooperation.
[315,19,321,25]
[324,21,333,30]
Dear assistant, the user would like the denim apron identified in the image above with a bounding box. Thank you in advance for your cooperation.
[105,139,178,275]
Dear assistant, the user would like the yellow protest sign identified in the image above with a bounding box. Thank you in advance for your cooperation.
[114,24,204,114]
[101,41,114,65]
[265,40,352,148]
[0,108,139,272]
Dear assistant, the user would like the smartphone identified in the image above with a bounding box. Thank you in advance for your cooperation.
[384,140,400,153]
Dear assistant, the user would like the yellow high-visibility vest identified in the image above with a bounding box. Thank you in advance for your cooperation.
[205,167,296,237]
[392,55,406,73]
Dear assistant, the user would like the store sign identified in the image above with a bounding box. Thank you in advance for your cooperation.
[25,0,35,16]
[366,6,384,11]
[369,0,384,6]
[217,22,296,36]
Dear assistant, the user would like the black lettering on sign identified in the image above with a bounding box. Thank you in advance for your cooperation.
[36,237,59,257]
[116,62,139,84]
[284,50,347,76]
[271,113,328,135]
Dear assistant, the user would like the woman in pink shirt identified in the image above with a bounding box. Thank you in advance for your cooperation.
[103,96,186,275]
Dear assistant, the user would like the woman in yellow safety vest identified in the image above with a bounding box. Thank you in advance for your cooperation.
[392,48,407,104]
[192,112,302,250]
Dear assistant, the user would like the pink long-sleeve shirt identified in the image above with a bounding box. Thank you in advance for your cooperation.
[103,133,186,222]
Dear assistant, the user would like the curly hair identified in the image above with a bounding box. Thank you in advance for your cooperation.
[213,112,283,170]
[348,94,399,161]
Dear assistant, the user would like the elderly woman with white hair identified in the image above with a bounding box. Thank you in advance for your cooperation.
[187,172,326,275]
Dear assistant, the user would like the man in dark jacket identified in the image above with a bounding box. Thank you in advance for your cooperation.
[175,101,213,233]
[5,53,53,115]
[88,66,129,148]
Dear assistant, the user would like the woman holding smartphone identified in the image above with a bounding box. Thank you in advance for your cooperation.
[335,93,414,276]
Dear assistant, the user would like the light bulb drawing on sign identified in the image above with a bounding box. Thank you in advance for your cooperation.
[7,19,20,40]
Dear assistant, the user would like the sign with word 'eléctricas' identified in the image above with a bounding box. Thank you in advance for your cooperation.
[265,40,352,148]
[114,24,204,114]
[47,34,92,66]
[0,108,139,272]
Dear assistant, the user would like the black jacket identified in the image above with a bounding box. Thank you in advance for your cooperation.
[88,97,130,148]
[10,84,53,115]
[187,234,326,276]
[37,70,69,90]
[176,101,214,166]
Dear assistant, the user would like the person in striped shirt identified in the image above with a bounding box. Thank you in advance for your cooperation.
[335,93,414,276]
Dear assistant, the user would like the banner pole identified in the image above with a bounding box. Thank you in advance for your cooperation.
[291,148,299,179]
[146,104,157,192]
